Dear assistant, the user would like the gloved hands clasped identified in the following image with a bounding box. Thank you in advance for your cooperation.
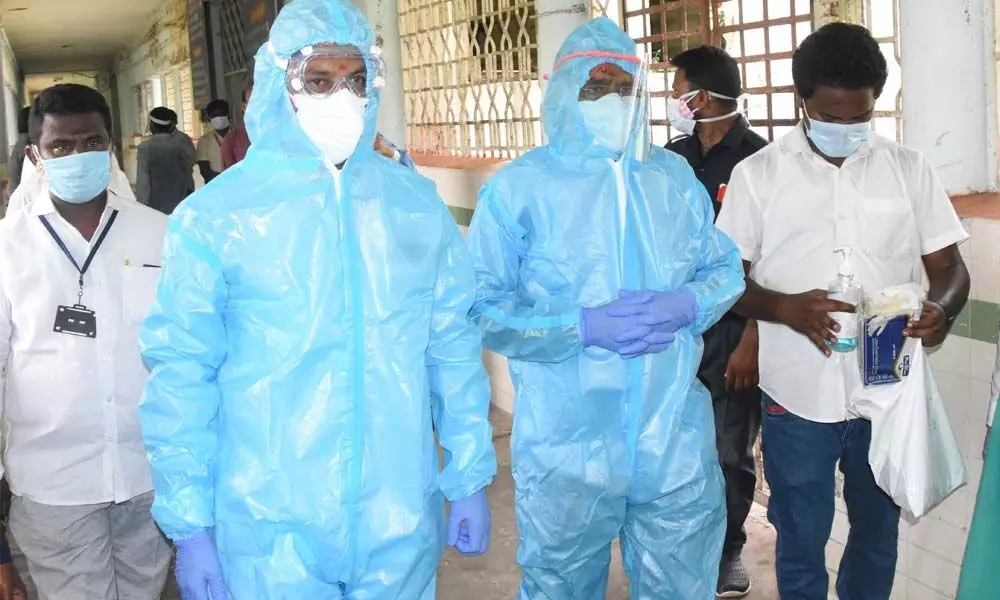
[175,530,229,600]
[580,288,698,359]
[447,488,491,556]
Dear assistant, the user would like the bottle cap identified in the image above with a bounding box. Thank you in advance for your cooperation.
[835,247,853,277]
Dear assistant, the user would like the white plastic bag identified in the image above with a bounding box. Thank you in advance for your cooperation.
[850,342,966,520]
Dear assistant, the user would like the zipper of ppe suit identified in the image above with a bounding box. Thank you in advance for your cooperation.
[611,159,627,277]
[332,163,364,576]
[612,158,641,473]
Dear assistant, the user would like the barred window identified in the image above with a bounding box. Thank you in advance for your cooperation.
[715,0,814,141]
[863,0,901,141]
[399,0,541,158]
[621,0,813,144]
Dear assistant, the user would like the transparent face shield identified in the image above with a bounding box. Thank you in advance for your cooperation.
[557,51,651,161]
[282,43,386,99]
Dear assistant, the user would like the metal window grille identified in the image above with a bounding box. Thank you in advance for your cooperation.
[624,0,714,145]
[219,0,249,79]
[714,0,814,142]
[399,0,541,158]
[863,0,901,141]
[622,0,813,145]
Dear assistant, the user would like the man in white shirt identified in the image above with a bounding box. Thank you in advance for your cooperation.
[717,23,970,600]
[0,84,171,599]
[196,99,230,184]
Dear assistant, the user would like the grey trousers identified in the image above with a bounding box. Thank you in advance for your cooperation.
[8,491,171,600]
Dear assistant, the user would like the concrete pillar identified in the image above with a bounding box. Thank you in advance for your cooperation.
[354,0,407,147]
[535,0,588,82]
[899,0,997,193]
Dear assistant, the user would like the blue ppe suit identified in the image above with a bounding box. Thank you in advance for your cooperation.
[138,1,496,598]
[465,18,745,600]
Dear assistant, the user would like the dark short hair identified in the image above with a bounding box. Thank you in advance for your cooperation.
[29,84,112,145]
[792,22,888,100]
[17,106,31,135]
[670,45,742,101]
[149,106,177,134]
[205,99,229,116]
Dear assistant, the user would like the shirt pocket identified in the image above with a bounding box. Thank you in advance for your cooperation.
[858,199,918,261]
[121,265,163,325]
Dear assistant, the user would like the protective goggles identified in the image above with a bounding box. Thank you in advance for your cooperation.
[549,51,648,101]
[279,44,386,99]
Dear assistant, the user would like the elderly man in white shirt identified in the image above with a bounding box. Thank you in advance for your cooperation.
[717,23,970,600]
[0,84,171,599]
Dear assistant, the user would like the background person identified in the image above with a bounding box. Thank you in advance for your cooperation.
[221,88,252,171]
[136,107,196,215]
[197,99,230,182]
[665,44,768,599]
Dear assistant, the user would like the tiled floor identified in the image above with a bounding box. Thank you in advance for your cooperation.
[12,410,780,599]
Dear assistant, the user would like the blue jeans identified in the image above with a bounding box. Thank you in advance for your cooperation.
[761,395,900,600]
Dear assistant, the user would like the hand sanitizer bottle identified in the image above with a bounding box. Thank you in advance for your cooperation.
[828,247,863,353]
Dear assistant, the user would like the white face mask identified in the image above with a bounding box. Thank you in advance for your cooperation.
[579,94,631,153]
[293,90,368,165]
[667,90,742,136]
[210,116,230,131]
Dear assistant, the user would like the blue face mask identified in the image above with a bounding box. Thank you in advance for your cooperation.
[42,150,112,204]
[579,94,630,153]
[804,110,870,158]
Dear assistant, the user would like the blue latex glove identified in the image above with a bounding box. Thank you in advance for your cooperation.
[447,489,491,556]
[610,289,696,359]
[613,289,697,333]
[175,530,228,600]
[580,298,654,356]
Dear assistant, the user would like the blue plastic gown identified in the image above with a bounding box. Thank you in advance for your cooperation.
[465,17,745,600]
[138,1,496,597]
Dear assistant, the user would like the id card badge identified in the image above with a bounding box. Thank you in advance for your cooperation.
[53,304,97,338]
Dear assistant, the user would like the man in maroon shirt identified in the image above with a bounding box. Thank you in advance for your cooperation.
[221,86,252,171]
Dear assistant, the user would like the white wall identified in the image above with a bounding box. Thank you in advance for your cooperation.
[900,0,998,194]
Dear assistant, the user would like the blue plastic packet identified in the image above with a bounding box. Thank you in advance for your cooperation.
[860,283,923,387]
[861,314,915,386]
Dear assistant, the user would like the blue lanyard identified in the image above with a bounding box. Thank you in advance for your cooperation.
[39,210,119,302]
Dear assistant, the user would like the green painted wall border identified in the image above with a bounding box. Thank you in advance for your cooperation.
[960,299,1000,345]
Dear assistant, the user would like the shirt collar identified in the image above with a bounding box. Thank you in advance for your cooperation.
[718,116,751,149]
[29,187,130,218]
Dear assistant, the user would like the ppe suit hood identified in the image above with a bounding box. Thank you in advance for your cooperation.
[543,17,646,158]
[246,0,380,162]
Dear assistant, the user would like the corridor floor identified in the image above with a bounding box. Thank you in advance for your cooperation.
[12,409,780,599]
